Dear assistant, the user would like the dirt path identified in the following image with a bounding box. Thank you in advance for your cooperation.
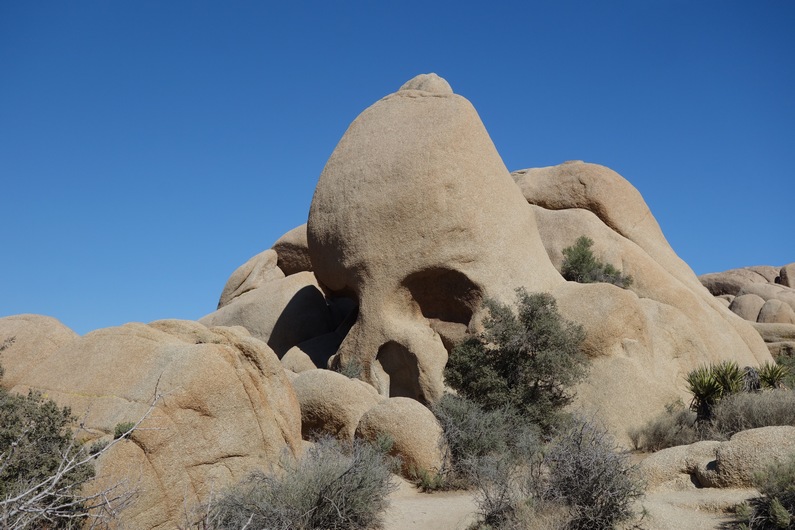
[383,480,478,530]
[382,478,757,530]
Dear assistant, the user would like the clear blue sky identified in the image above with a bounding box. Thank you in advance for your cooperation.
[1,1,793,335]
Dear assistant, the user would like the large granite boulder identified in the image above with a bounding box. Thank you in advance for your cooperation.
[3,319,302,529]
[307,73,562,403]
[512,162,771,439]
[0,314,79,388]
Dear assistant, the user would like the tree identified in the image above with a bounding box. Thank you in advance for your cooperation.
[444,288,587,432]
[0,356,151,529]
[561,236,633,288]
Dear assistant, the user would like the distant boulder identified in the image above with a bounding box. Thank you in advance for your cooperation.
[216,249,284,309]
[201,271,335,357]
[272,224,312,276]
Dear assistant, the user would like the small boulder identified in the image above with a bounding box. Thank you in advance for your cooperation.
[758,299,795,324]
[729,293,766,322]
[780,263,795,288]
[217,249,284,309]
[355,397,446,478]
[292,369,383,441]
[696,426,795,488]
[280,332,343,371]
[639,441,722,491]
[272,224,312,276]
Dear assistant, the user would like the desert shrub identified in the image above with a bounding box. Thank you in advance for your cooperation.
[114,421,136,440]
[759,361,791,390]
[686,361,746,423]
[777,354,795,389]
[464,418,643,530]
[711,389,795,437]
[0,382,96,528]
[733,453,795,529]
[538,418,644,530]
[211,436,397,530]
[431,393,541,491]
[445,288,587,433]
[560,236,633,288]
[628,401,701,451]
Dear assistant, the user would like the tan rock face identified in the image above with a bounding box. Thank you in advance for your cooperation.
[696,426,795,488]
[216,249,285,309]
[5,319,302,529]
[307,73,561,403]
[514,162,771,442]
[354,397,446,478]
[292,369,383,441]
[200,271,335,357]
[0,314,78,388]
[272,224,312,276]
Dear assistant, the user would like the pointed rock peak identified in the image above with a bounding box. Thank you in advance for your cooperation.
[398,73,453,94]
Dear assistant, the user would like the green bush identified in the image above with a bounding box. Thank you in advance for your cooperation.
[734,453,795,529]
[560,236,633,288]
[777,354,795,389]
[114,421,136,440]
[432,393,541,491]
[445,288,587,433]
[211,436,397,530]
[0,376,96,528]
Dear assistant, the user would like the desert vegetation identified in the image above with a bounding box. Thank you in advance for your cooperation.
[733,453,795,529]
[437,289,644,529]
[444,288,587,433]
[561,236,633,288]
[0,360,135,529]
[205,436,397,530]
[630,360,795,452]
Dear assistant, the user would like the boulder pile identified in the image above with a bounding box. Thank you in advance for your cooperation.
[699,265,795,358]
[0,74,783,527]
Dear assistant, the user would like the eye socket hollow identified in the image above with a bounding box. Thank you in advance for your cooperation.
[401,267,482,350]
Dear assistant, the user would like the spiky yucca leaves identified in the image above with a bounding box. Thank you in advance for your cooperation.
[686,365,724,423]
[759,362,790,389]
[712,360,744,395]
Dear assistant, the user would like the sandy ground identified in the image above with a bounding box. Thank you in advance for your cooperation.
[382,477,758,530]
[383,479,478,530]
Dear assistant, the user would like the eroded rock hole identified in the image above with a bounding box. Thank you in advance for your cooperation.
[376,341,424,403]
[402,268,482,350]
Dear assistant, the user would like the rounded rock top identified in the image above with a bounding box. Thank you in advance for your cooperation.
[398,73,453,94]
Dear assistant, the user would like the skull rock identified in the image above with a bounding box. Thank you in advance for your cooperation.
[307,73,562,403]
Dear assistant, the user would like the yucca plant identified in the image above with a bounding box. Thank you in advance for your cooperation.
[712,360,744,396]
[686,365,723,423]
[759,362,790,389]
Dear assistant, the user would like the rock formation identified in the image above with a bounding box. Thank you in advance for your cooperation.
[700,264,795,357]
[1,317,302,529]
[2,73,787,527]
[306,73,563,403]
